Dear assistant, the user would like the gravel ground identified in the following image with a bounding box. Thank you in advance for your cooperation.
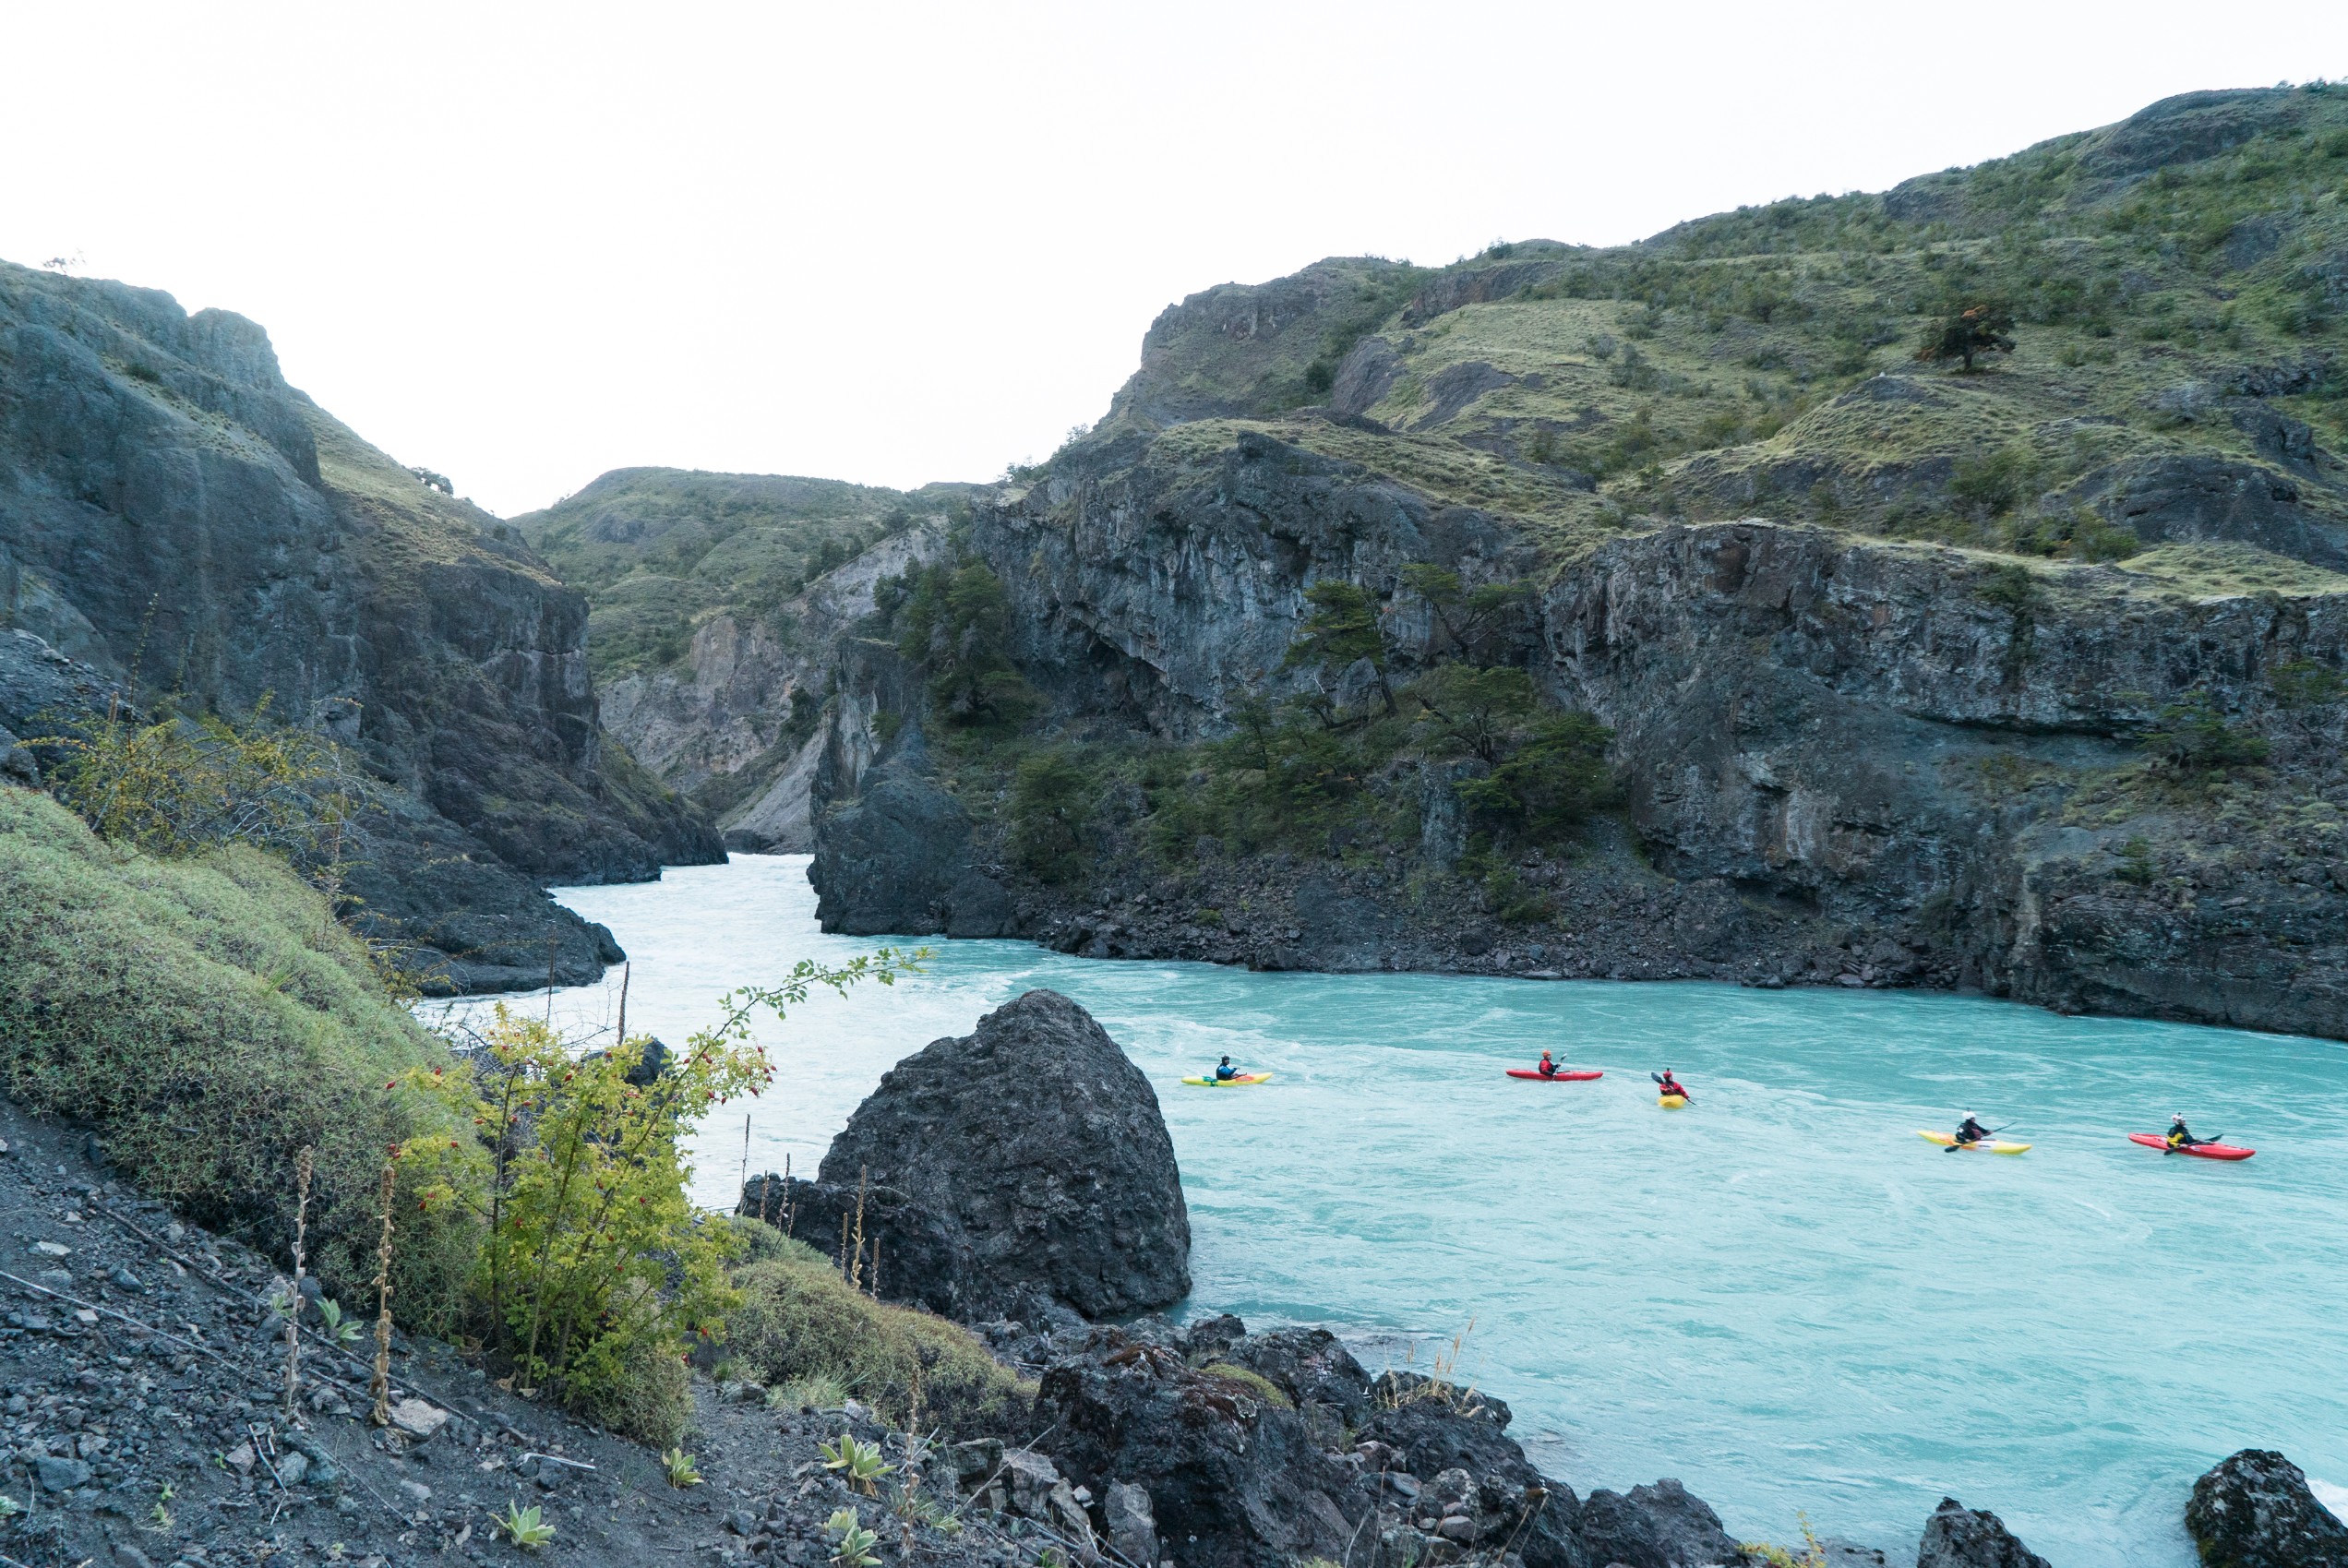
[0,1099,1081,1568]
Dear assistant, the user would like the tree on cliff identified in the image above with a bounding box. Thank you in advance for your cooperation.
[1284,581,1396,719]
[1398,564,1531,664]
[1915,302,2017,371]
[1415,665,1615,835]
[892,562,1042,728]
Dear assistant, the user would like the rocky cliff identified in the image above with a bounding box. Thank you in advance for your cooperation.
[788,88,2348,1039]
[0,258,720,990]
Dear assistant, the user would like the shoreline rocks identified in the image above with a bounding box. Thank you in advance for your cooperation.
[2188,1449,2348,1568]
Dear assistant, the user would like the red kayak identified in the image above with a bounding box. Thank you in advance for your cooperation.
[1506,1069,1603,1082]
[2128,1132,2256,1161]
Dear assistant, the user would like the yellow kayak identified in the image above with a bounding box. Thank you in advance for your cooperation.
[1180,1073,1274,1087]
[1658,1094,1686,1109]
[1918,1131,2031,1155]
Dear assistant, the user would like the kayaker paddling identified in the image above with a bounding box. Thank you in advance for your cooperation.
[1213,1055,1238,1083]
[1953,1113,1995,1148]
[1653,1069,1692,1104]
[2165,1113,2212,1152]
[1536,1050,1561,1079]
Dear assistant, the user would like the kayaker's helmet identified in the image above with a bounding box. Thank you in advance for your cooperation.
[1220,1056,1231,1065]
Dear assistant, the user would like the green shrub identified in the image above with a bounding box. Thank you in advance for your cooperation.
[1284,581,1396,717]
[401,1008,764,1421]
[723,1227,1031,1433]
[1007,748,1095,883]
[0,787,476,1331]
[401,952,917,1430]
[2269,659,2347,707]
[2139,691,2270,772]
[892,563,1042,728]
[37,694,354,864]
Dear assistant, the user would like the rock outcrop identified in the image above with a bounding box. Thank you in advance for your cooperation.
[1018,1312,1743,1568]
[2187,1449,2348,1568]
[0,258,720,987]
[1914,1498,2051,1568]
[761,990,1189,1321]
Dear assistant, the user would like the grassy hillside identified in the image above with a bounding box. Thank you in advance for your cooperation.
[515,469,972,678]
[0,786,474,1325]
[1085,84,2348,570]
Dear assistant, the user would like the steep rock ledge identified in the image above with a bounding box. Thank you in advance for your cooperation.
[0,259,719,988]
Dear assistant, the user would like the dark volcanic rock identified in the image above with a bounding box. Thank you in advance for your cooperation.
[2187,1449,2348,1568]
[1915,1498,2051,1568]
[819,989,1189,1318]
[1576,1478,1742,1568]
[2067,453,2347,569]
[1216,1325,1373,1428]
[1032,1333,1357,1568]
[810,762,1010,937]
[1360,1376,1582,1568]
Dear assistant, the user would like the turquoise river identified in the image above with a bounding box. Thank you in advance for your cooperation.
[432,855,2348,1568]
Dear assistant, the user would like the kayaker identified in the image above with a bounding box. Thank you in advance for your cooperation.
[1657,1069,1690,1102]
[1214,1056,1238,1083]
[1537,1050,1561,1079]
[2165,1113,2202,1151]
[1954,1113,1995,1147]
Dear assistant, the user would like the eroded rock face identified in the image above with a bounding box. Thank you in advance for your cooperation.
[1547,521,2348,1037]
[818,989,1189,1319]
[2187,1449,2348,1568]
[1914,1498,2051,1568]
[0,259,719,987]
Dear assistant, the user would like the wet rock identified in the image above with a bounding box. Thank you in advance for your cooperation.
[2186,1449,2348,1568]
[818,989,1188,1320]
[1915,1498,2051,1568]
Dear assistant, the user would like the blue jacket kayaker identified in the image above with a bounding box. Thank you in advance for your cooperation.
[2166,1113,2200,1151]
[1955,1114,1993,1146]
[1214,1056,1238,1082]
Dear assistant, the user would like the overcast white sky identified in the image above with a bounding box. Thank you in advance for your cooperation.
[6,3,2344,517]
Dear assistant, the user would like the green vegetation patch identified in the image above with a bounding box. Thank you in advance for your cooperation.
[723,1227,1031,1433]
[2112,542,2348,600]
[0,786,476,1329]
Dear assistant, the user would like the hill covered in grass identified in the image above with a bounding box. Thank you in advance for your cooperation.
[515,468,972,681]
[1072,84,2346,571]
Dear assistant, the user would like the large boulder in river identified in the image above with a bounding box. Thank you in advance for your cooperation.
[2187,1450,2348,1568]
[809,744,1013,938]
[1915,1498,2050,1568]
[819,988,1190,1319]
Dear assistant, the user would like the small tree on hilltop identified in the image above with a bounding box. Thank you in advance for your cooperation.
[1916,302,2017,372]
